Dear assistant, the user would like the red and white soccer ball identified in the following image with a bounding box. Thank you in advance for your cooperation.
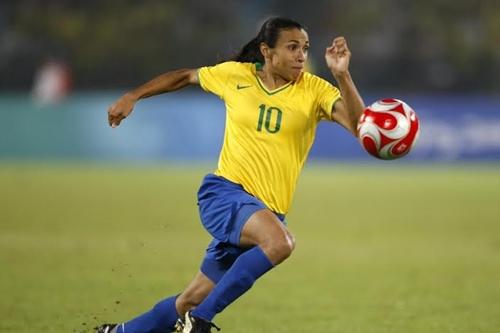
[357,98,420,160]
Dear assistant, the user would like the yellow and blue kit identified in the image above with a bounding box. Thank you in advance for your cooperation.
[110,61,343,333]
[198,61,341,215]
[196,61,342,280]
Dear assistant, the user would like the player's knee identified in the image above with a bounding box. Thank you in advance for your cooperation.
[288,233,296,252]
[262,233,295,264]
[274,238,294,263]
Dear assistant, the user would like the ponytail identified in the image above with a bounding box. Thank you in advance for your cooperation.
[233,37,264,63]
[232,17,304,64]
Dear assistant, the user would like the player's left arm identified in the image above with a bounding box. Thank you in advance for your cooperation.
[325,37,365,137]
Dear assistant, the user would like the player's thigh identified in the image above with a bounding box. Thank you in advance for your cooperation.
[176,271,214,315]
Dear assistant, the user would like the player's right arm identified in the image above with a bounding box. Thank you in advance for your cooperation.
[107,68,199,128]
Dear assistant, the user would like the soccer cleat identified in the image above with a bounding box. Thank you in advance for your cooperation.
[182,312,220,333]
[174,318,185,332]
[94,323,117,333]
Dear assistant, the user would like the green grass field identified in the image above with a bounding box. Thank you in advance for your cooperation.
[1,164,500,333]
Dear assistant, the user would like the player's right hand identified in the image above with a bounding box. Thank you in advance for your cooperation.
[107,93,136,128]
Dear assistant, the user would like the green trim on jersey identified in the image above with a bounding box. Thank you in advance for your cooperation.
[254,74,293,96]
[253,63,294,96]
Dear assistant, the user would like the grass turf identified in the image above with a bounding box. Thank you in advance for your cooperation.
[1,164,499,332]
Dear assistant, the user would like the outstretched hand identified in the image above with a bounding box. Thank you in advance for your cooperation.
[107,93,137,128]
[325,36,351,76]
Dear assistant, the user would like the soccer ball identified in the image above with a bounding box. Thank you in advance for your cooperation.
[357,98,420,160]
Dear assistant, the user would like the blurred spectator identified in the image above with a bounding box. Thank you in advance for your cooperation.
[31,58,72,105]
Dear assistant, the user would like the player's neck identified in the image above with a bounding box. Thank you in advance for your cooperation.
[257,66,290,90]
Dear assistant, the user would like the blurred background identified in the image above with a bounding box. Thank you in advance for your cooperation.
[1,1,500,332]
[0,0,499,162]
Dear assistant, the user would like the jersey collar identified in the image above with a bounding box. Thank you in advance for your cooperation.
[253,63,295,96]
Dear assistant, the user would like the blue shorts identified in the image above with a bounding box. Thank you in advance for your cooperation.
[197,174,285,281]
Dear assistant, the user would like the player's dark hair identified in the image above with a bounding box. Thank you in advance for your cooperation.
[233,17,304,63]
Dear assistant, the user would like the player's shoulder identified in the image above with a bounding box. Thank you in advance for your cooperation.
[207,61,254,73]
[300,71,333,88]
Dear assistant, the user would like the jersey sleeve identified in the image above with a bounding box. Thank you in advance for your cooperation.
[197,62,235,99]
[312,75,342,122]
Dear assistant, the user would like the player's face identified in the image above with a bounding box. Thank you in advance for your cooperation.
[268,28,309,81]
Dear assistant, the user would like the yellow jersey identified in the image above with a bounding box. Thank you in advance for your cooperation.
[198,61,341,214]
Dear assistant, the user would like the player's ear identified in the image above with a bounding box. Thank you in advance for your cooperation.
[260,42,270,60]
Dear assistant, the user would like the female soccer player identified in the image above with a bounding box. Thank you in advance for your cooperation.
[97,17,364,333]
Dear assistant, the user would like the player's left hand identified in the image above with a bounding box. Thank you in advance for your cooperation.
[325,36,351,76]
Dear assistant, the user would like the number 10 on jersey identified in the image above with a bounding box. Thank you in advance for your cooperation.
[257,104,282,133]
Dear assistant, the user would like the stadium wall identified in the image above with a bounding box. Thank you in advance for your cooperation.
[1,92,499,162]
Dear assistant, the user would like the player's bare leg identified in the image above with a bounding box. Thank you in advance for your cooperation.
[176,271,215,316]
